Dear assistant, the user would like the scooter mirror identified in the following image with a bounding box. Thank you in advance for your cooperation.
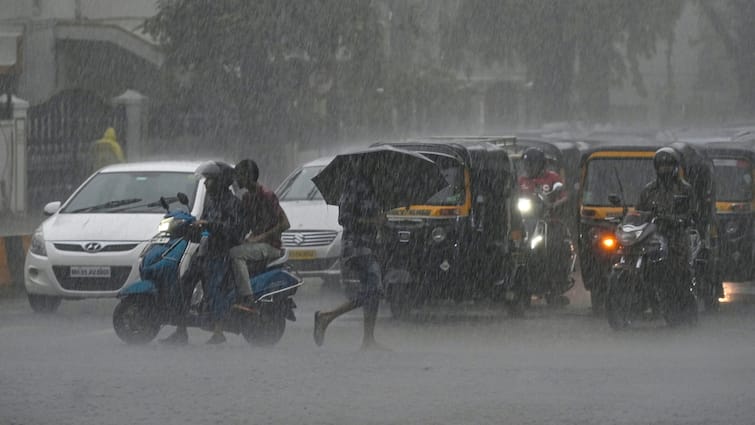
[608,194,622,207]
[177,192,190,206]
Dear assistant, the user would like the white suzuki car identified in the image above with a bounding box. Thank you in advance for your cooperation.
[276,157,343,288]
[24,161,207,313]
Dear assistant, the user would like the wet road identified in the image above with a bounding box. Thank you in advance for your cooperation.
[2,280,755,425]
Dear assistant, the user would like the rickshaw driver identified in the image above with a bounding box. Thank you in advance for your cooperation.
[518,147,568,208]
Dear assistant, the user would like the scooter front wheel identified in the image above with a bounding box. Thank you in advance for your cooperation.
[113,296,161,344]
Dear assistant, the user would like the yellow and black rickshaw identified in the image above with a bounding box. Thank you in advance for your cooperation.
[703,140,755,282]
[372,137,518,319]
[578,139,723,312]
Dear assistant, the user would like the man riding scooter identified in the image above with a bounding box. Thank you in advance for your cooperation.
[161,161,244,345]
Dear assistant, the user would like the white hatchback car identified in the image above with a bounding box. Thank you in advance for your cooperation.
[276,157,343,288]
[24,161,207,313]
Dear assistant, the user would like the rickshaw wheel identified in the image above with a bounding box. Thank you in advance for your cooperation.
[590,287,606,315]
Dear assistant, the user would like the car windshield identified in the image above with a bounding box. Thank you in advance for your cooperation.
[713,158,753,202]
[277,166,325,201]
[424,155,466,206]
[61,171,198,213]
[583,157,655,206]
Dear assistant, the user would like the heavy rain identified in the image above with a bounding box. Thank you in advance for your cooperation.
[2,1,755,424]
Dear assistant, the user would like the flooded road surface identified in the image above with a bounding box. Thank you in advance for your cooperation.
[2,280,754,425]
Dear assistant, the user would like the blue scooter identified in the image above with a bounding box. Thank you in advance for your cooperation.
[112,194,302,345]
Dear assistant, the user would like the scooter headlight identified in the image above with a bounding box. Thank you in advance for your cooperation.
[517,198,533,214]
[431,227,447,243]
[158,217,174,233]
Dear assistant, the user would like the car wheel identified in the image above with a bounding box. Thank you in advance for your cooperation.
[112,296,161,344]
[27,294,61,314]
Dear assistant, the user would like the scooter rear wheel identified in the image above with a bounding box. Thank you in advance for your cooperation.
[112,296,161,344]
[241,305,286,346]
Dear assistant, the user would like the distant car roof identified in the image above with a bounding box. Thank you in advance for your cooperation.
[98,160,212,173]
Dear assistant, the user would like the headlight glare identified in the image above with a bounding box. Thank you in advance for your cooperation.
[517,198,533,214]
[30,228,47,256]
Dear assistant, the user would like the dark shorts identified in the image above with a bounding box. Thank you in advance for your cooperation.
[342,255,382,304]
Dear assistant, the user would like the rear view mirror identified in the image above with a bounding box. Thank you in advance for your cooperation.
[43,201,61,216]
[608,194,622,207]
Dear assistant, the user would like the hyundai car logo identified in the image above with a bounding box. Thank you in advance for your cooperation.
[83,242,103,253]
[293,233,305,246]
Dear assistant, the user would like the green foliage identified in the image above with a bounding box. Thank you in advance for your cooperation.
[444,0,683,122]
[143,0,384,144]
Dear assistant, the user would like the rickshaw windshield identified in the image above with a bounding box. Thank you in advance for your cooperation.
[583,158,655,206]
[423,155,466,206]
[712,158,753,202]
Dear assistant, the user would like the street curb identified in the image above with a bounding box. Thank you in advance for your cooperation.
[0,235,30,297]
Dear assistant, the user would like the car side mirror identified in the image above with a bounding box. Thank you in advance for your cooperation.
[608,194,622,207]
[43,201,61,216]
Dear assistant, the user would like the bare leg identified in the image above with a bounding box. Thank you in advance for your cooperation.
[314,300,360,346]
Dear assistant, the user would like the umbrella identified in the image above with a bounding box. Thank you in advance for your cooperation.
[311,145,448,209]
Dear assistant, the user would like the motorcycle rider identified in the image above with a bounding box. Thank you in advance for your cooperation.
[636,147,696,294]
[160,161,244,345]
[518,147,567,207]
[230,159,290,312]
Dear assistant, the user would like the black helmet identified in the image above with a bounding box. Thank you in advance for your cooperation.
[522,147,546,178]
[653,147,681,183]
[195,161,235,192]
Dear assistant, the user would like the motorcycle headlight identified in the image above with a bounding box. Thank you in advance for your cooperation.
[530,235,544,249]
[30,228,47,256]
[517,198,533,214]
[431,226,447,243]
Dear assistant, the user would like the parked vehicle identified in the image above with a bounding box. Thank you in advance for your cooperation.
[276,157,343,289]
[373,138,519,319]
[702,140,754,282]
[605,209,699,330]
[113,194,301,345]
[24,161,206,313]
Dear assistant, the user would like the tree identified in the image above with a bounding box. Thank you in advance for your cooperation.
[443,0,683,123]
[143,0,384,147]
[699,0,755,113]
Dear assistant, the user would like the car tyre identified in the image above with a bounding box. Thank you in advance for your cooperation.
[27,294,61,314]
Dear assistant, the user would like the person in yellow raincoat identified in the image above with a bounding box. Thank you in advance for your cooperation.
[90,127,125,172]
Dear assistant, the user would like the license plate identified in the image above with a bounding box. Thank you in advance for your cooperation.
[70,266,111,278]
[288,250,316,260]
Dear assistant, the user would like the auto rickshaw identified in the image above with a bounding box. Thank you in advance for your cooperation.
[702,140,755,282]
[371,137,518,319]
[578,139,723,312]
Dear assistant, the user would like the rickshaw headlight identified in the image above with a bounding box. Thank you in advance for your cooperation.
[725,220,739,235]
[530,235,544,249]
[517,198,533,214]
[431,227,447,243]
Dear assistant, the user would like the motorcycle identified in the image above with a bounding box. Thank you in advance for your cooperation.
[604,202,699,330]
[112,193,302,345]
[505,182,576,309]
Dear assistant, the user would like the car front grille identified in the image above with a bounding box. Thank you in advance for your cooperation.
[52,266,132,291]
[53,243,139,253]
[282,230,338,247]
[288,257,339,272]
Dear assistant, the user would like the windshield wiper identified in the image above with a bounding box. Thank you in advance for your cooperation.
[112,197,177,212]
[70,198,142,213]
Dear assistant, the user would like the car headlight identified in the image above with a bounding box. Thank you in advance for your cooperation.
[518,198,533,214]
[30,228,47,256]
[431,226,447,243]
